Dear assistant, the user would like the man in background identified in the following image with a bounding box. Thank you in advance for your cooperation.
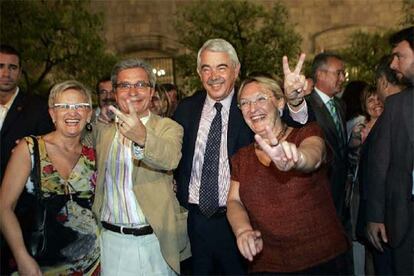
[0,44,53,274]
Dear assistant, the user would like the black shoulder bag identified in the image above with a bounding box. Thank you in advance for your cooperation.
[22,135,48,258]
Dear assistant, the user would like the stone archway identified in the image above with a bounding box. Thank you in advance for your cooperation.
[113,34,181,84]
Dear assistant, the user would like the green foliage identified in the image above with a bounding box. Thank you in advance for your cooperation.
[340,1,413,85]
[0,0,117,96]
[175,0,302,95]
[401,0,414,26]
[340,31,393,85]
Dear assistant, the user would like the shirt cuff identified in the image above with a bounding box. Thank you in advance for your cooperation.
[288,100,308,124]
[132,142,145,160]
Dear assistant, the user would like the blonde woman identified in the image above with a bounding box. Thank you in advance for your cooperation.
[0,80,99,275]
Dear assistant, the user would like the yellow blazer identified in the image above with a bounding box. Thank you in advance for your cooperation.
[92,113,190,273]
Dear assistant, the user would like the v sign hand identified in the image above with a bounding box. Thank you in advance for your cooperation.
[109,100,147,146]
[283,53,307,106]
[255,126,301,171]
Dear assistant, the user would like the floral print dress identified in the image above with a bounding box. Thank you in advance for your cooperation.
[19,136,100,276]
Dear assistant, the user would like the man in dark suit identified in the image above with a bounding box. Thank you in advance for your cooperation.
[0,44,53,274]
[305,53,353,274]
[357,54,405,275]
[366,26,414,275]
[306,53,348,220]
[0,44,53,183]
[173,38,309,274]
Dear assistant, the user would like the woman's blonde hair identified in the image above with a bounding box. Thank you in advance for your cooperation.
[48,80,92,108]
[238,75,285,103]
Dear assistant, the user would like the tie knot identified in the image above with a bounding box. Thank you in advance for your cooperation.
[214,102,222,112]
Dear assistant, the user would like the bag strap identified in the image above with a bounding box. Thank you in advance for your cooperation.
[29,135,42,200]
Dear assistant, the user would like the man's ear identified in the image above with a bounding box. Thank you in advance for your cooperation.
[381,76,389,89]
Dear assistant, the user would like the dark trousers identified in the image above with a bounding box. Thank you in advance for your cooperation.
[370,245,393,275]
[187,204,246,275]
[389,201,414,275]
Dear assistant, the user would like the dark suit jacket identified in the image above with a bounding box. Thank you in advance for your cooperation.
[0,90,54,182]
[173,90,314,208]
[366,88,414,248]
[306,90,348,218]
[173,90,253,207]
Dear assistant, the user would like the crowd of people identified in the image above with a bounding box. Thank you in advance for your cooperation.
[0,25,412,276]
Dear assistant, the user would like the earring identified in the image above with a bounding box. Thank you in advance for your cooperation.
[86,122,92,132]
[278,108,283,117]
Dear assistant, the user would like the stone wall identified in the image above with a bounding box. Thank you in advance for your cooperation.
[90,0,404,82]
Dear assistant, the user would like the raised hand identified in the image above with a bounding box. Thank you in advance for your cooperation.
[255,126,301,171]
[283,53,307,103]
[109,100,146,146]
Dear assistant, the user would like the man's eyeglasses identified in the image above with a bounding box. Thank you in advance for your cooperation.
[53,103,91,111]
[98,89,114,95]
[238,94,274,111]
[115,81,152,91]
[322,69,346,78]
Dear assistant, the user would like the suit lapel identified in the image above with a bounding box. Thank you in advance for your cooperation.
[187,93,206,161]
[1,92,25,136]
[227,93,243,156]
[309,91,342,150]
[403,89,414,153]
[93,123,116,216]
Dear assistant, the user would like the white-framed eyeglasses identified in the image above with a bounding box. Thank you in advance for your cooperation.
[238,94,274,110]
[53,103,91,111]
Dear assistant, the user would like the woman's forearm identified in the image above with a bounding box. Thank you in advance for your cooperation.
[296,137,325,173]
[227,199,253,237]
[0,208,31,261]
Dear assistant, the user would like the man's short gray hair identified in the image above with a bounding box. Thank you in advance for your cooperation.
[111,58,156,88]
[196,38,240,71]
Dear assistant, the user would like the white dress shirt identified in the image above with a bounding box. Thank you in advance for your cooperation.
[188,90,234,207]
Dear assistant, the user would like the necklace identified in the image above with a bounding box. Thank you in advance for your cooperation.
[275,123,288,142]
[254,123,288,149]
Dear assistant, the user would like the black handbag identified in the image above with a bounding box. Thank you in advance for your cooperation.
[16,136,76,266]
[24,135,48,258]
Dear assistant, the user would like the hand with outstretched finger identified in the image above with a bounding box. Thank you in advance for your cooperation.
[255,126,301,171]
[109,100,146,146]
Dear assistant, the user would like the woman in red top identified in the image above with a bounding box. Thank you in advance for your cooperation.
[227,66,349,274]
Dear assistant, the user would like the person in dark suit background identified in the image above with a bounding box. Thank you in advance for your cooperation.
[365,26,414,275]
[173,38,310,275]
[0,44,54,183]
[0,45,54,274]
[306,53,348,220]
[305,53,352,274]
[356,54,405,275]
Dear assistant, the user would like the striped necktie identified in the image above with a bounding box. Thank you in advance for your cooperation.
[326,98,343,139]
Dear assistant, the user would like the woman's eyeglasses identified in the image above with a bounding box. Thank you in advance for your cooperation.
[53,103,91,111]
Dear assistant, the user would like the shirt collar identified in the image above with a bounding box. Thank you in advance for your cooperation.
[1,87,19,110]
[314,86,333,104]
[140,112,150,125]
[205,88,235,113]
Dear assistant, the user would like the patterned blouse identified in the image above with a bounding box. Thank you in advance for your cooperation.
[17,136,100,276]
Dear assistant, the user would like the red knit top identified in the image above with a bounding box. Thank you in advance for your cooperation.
[231,122,349,273]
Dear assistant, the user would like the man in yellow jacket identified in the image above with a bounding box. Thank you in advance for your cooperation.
[92,58,189,275]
